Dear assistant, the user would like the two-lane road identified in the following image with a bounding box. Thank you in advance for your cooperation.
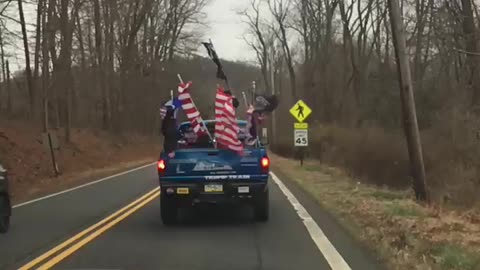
[0,164,385,270]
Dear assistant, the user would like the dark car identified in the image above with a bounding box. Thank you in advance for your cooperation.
[0,163,11,233]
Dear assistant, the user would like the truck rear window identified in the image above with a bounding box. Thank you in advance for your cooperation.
[177,121,251,149]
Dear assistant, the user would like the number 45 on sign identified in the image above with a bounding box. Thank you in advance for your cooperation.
[294,129,308,147]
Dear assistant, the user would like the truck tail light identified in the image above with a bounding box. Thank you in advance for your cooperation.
[157,160,166,173]
[261,157,270,169]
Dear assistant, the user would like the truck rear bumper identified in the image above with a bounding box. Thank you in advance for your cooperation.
[159,180,268,206]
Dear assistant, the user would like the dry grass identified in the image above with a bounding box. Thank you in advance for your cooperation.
[271,154,480,270]
[274,123,480,208]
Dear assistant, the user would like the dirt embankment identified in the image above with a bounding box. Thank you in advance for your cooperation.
[0,118,160,204]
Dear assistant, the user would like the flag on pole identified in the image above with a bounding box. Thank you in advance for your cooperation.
[160,97,181,120]
[245,105,258,145]
[215,87,230,139]
[178,82,206,135]
[253,94,279,113]
[202,41,227,81]
[215,87,243,153]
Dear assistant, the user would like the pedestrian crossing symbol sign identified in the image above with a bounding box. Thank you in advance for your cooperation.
[289,100,312,123]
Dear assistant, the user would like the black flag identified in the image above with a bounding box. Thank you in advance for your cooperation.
[202,41,227,81]
[253,94,279,113]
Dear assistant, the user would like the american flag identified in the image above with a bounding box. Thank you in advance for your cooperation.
[160,98,181,120]
[215,87,230,140]
[178,82,206,134]
[215,87,243,153]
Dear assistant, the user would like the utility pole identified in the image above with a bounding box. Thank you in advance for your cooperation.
[388,0,428,201]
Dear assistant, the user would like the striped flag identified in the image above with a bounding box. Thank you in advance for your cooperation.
[215,88,243,153]
[178,82,206,134]
[215,87,230,140]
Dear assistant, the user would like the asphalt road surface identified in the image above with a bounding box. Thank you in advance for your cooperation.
[0,163,386,270]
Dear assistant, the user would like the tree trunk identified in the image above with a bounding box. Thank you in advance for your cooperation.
[46,0,60,129]
[6,60,11,113]
[18,0,35,115]
[388,0,428,201]
[41,0,50,132]
[0,29,8,114]
[93,0,111,130]
[460,0,480,107]
[34,0,43,89]
[56,0,75,142]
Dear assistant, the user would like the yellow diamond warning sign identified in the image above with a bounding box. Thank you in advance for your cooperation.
[289,100,312,123]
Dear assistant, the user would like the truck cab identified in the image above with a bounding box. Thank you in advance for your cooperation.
[158,120,270,225]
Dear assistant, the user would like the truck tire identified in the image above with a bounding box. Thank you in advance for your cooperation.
[254,189,269,222]
[161,195,177,225]
[0,195,10,233]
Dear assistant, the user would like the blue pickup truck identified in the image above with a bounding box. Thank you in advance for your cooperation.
[158,120,270,225]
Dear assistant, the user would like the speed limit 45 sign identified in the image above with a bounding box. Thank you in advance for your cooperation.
[294,129,308,147]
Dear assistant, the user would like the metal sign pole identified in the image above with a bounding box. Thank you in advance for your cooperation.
[48,132,59,176]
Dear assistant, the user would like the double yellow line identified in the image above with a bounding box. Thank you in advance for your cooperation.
[19,187,161,270]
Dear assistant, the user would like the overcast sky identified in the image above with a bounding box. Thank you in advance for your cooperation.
[5,0,256,72]
[204,0,254,62]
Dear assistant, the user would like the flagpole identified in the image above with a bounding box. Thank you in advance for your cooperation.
[177,74,215,146]
[206,39,233,95]
[241,91,249,108]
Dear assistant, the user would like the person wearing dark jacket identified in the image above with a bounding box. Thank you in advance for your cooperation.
[161,107,178,154]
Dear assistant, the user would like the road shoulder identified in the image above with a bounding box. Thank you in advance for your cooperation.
[271,154,480,270]
[271,161,386,270]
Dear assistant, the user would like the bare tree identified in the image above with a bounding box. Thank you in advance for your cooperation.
[269,0,297,100]
[459,0,480,107]
[241,0,273,93]
[17,0,35,114]
[41,0,49,132]
[0,24,9,114]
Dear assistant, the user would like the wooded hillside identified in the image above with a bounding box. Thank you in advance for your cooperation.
[0,0,260,136]
[242,0,480,207]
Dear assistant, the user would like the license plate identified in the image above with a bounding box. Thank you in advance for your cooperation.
[204,184,223,193]
[238,186,250,194]
[177,187,189,195]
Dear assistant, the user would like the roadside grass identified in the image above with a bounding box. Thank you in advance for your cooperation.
[271,154,480,270]
[431,243,480,270]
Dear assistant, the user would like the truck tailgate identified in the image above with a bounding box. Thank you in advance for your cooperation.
[162,148,267,180]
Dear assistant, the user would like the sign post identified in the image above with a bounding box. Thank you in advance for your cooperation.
[289,100,312,166]
[42,131,60,176]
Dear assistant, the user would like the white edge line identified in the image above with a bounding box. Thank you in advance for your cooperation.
[270,171,352,270]
[13,162,156,209]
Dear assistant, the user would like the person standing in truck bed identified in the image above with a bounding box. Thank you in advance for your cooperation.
[161,106,178,155]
